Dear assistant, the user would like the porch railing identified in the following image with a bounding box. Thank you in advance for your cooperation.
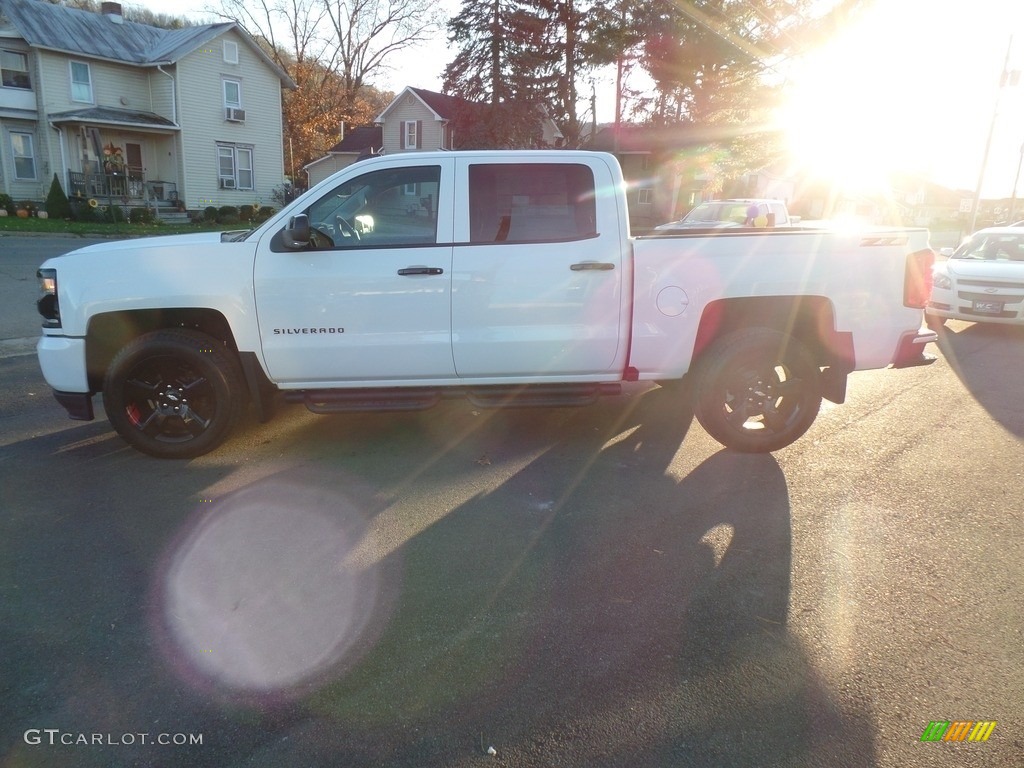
[68,168,176,206]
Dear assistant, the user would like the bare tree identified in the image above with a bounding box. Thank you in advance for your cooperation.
[208,0,441,177]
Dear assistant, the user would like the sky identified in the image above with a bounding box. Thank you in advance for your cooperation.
[123,0,1024,199]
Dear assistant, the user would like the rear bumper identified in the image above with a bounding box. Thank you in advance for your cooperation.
[890,329,938,368]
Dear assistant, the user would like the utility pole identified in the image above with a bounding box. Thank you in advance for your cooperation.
[970,36,1016,232]
[1010,141,1024,221]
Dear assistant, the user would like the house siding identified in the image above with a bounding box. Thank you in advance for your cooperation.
[176,29,285,209]
[36,50,152,114]
[1,120,44,200]
[148,65,175,124]
[305,154,360,188]
[380,96,445,154]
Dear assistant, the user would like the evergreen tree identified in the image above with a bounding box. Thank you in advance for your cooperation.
[45,174,72,220]
[443,0,559,147]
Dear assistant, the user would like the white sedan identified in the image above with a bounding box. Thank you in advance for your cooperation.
[926,227,1024,329]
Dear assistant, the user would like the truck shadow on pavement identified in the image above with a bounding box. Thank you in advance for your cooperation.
[286,384,877,767]
[934,321,1024,438]
[1,383,877,767]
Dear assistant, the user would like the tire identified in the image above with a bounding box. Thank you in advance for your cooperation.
[691,329,822,453]
[102,329,245,459]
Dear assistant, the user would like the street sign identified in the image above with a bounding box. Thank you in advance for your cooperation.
[960,199,973,213]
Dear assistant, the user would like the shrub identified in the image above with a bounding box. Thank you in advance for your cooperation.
[255,205,275,223]
[45,174,72,220]
[217,205,239,222]
[71,200,98,222]
[129,206,155,224]
[0,193,15,215]
[204,206,219,222]
[238,203,257,222]
[106,205,128,223]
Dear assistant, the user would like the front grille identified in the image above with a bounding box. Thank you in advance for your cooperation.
[957,291,1024,303]
[959,278,1024,291]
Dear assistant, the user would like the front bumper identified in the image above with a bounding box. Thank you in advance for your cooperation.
[54,390,95,421]
[37,335,92,417]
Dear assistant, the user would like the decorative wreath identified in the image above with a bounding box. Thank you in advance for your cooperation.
[88,198,98,208]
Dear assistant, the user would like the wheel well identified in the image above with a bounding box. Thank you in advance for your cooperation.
[693,296,854,370]
[86,309,238,392]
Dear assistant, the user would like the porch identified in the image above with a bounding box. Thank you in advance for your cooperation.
[68,167,183,219]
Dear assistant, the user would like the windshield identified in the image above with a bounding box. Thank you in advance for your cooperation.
[952,233,1024,261]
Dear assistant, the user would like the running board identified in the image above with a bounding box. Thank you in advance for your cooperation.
[466,383,621,408]
[285,383,623,414]
[286,387,442,414]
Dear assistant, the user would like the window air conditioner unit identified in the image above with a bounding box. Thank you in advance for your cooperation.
[225,107,246,122]
[220,178,236,189]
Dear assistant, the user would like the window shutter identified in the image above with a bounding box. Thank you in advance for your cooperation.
[416,120,423,149]
[398,122,405,150]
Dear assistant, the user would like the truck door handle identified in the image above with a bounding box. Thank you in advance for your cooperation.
[397,267,444,276]
[570,262,615,271]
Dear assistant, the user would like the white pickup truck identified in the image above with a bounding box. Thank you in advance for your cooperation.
[36,150,936,458]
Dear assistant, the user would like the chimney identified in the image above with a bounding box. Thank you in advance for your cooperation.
[101,2,124,23]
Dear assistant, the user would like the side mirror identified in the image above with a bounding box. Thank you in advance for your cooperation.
[281,213,310,249]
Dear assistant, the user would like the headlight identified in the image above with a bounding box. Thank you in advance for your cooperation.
[37,268,60,328]
[932,271,952,291]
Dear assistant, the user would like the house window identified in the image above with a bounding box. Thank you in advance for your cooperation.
[223,79,241,108]
[401,120,421,150]
[11,132,37,179]
[70,61,92,102]
[402,182,417,196]
[236,147,253,189]
[223,41,239,64]
[217,144,254,190]
[468,163,597,244]
[1,50,30,89]
[637,188,653,205]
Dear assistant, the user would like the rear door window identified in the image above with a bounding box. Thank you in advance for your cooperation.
[468,163,597,244]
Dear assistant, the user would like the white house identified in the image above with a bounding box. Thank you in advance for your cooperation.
[0,0,294,214]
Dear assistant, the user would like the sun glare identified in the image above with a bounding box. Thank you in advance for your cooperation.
[778,0,1024,199]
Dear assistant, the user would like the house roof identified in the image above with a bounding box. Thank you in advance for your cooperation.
[326,125,383,154]
[0,0,294,86]
[303,126,383,171]
[49,106,179,130]
[375,86,476,123]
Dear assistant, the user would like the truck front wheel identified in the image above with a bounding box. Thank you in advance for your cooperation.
[692,329,822,453]
[102,329,244,459]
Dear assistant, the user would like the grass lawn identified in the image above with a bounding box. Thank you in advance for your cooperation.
[0,215,231,237]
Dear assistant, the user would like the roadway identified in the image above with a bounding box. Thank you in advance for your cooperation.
[0,235,1020,767]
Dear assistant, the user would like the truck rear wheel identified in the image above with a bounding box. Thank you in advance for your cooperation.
[692,329,821,453]
[102,329,244,459]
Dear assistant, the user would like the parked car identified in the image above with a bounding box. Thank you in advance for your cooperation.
[927,227,1024,329]
[655,198,796,230]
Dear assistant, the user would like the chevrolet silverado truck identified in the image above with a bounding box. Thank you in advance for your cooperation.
[36,150,936,459]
